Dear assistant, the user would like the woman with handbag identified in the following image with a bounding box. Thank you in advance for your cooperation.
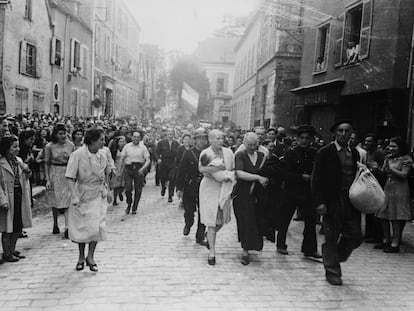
[376,137,412,253]
[66,129,113,272]
[0,136,32,262]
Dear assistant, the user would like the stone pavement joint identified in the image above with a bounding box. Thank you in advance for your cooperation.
[0,172,413,310]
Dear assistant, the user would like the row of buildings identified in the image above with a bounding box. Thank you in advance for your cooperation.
[229,0,414,142]
[0,0,159,118]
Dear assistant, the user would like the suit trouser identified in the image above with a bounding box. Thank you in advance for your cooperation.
[365,213,383,241]
[183,193,205,242]
[276,193,317,254]
[160,166,176,198]
[155,162,160,185]
[323,190,362,277]
[124,163,144,211]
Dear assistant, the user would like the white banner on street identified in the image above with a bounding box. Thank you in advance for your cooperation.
[181,82,199,114]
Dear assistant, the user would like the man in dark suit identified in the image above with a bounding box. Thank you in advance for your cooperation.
[311,120,362,286]
[176,128,208,246]
[277,125,320,259]
[156,128,180,202]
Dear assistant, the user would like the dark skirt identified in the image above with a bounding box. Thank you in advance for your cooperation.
[13,186,23,233]
[233,192,263,251]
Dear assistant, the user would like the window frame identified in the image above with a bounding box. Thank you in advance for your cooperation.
[313,21,331,75]
[335,0,373,67]
[51,36,63,67]
[24,0,32,21]
[70,38,81,74]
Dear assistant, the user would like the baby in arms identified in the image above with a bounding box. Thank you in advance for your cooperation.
[200,154,234,182]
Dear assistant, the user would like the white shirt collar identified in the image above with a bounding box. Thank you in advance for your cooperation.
[85,145,101,159]
[334,140,351,152]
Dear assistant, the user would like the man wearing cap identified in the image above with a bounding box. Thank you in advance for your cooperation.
[175,128,208,246]
[277,125,320,259]
[311,120,361,286]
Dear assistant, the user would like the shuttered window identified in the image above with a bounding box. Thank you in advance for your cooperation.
[359,0,373,59]
[50,36,63,67]
[19,40,41,78]
[334,14,344,67]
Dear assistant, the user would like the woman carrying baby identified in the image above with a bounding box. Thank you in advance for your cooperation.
[199,129,235,265]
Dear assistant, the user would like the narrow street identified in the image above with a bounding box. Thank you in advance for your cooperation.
[0,173,413,311]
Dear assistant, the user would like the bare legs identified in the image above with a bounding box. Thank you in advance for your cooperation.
[77,241,98,268]
[379,219,406,247]
[52,207,69,235]
[207,225,222,258]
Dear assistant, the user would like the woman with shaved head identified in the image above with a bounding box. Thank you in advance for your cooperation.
[233,132,268,265]
[199,129,235,265]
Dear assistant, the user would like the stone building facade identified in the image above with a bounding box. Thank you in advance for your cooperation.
[93,0,141,117]
[0,0,52,115]
[48,0,93,117]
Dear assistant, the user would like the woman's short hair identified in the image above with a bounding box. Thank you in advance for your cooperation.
[51,123,67,143]
[390,137,410,156]
[84,129,104,145]
[0,136,18,157]
[19,129,35,144]
[71,129,84,141]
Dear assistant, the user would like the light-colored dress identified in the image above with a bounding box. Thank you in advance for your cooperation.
[377,155,413,220]
[65,146,112,243]
[199,146,234,227]
[44,141,74,209]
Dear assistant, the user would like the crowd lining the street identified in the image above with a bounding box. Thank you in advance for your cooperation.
[0,113,413,286]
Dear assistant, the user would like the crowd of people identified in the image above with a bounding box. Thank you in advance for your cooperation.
[0,112,413,286]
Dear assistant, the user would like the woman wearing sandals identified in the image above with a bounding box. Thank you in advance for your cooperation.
[66,129,113,272]
[199,129,234,265]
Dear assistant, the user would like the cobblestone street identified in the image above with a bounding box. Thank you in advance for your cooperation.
[0,173,414,311]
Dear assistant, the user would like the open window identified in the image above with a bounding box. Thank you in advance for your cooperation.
[314,22,330,73]
[70,38,81,73]
[50,36,63,67]
[334,0,373,67]
[19,40,41,78]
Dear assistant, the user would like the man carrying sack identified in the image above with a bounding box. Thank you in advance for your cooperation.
[311,120,362,286]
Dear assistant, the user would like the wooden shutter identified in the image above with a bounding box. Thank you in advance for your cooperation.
[334,14,344,67]
[70,39,75,72]
[75,41,80,69]
[19,40,27,74]
[36,46,42,78]
[359,0,373,59]
[50,36,56,65]
[79,44,84,75]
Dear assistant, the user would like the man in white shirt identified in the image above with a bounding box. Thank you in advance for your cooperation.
[120,131,151,214]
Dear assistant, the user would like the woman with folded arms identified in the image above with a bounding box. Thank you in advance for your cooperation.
[0,136,32,263]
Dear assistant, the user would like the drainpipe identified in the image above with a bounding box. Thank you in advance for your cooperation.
[0,4,6,114]
[407,23,414,148]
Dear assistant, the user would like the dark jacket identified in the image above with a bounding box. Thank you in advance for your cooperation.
[176,144,190,166]
[176,147,203,197]
[311,143,359,215]
[282,146,317,200]
[156,139,180,168]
